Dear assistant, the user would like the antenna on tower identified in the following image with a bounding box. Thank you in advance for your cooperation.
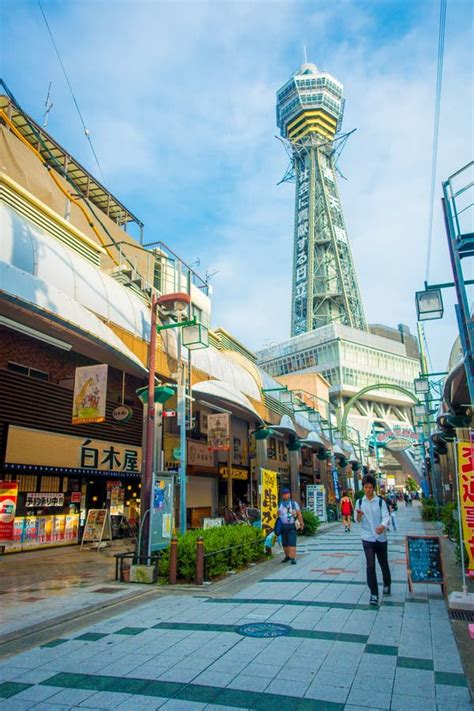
[43,81,54,128]
[303,44,308,63]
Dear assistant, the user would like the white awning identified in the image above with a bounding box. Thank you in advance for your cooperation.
[193,379,263,423]
[0,261,147,376]
[300,430,327,449]
[270,414,298,437]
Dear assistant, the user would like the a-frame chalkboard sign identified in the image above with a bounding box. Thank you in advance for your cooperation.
[405,535,445,596]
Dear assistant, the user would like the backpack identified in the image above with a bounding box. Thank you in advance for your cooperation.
[358,496,390,529]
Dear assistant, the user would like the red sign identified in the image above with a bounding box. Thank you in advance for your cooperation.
[163,410,177,418]
[70,492,81,503]
[0,482,18,541]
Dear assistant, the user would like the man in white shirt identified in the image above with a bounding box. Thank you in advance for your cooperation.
[356,474,392,605]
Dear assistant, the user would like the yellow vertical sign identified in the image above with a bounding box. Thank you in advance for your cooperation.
[458,441,474,576]
[260,468,278,536]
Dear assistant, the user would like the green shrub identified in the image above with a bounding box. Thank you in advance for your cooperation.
[441,502,457,539]
[158,525,265,583]
[421,496,442,521]
[300,509,320,536]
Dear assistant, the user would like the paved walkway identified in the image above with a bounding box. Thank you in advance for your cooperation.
[0,541,145,641]
[0,504,470,710]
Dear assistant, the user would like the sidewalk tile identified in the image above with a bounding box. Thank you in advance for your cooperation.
[263,678,310,697]
[397,656,434,670]
[78,690,133,707]
[346,687,391,709]
[0,681,32,698]
[390,695,440,711]
[117,694,168,709]
[9,684,62,702]
[434,671,468,687]
[305,681,349,703]
[435,684,471,705]
[227,674,270,691]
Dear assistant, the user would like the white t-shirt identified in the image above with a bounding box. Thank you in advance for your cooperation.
[278,500,300,524]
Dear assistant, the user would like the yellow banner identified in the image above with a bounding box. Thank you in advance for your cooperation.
[260,468,278,535]
[458,440,474,575]
[6,426,141,475]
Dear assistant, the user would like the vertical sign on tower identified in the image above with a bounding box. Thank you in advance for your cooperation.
[292,156,310,336]
[458,440,474,576]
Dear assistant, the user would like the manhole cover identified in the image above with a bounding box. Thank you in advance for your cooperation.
[449,609,474,622]
[92,587,122,594]
[236,622,292,638]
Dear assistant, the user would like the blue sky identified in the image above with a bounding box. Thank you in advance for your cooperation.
[1,0,473,370]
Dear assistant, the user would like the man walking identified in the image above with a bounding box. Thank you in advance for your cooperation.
[277,488,304,565]
[356,474,392,605]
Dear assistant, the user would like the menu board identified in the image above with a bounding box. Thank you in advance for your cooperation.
[406,536,444,593]
[81,509,111,549]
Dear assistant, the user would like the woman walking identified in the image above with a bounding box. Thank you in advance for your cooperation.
[340,491,353,533]
[277,488,304,565]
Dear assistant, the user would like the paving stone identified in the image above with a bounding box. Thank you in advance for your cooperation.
[10,684,65,703]
[78,691,135,708]
[435,684,471,705]
[346,687,392,709]
[263,678,310,697]
[227,674,271,692]
[390,695,440,711]
[305,680,349,703]
[393,668,436,698]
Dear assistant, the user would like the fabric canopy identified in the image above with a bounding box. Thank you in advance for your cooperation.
[192,379,263,423]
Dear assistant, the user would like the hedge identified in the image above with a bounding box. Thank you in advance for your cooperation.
[158,525,265,583]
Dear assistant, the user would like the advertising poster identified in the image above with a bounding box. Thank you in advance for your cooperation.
[207,413,230,451]
[72,364,108,425]
[458,440,474,576]
[260,468,278,536]
[0,482,18,541]
[306,484,327,522]
[22,517,39,548]
[150,474,174,552]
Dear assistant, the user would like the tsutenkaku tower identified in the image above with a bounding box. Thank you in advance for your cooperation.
[277,62,367,336]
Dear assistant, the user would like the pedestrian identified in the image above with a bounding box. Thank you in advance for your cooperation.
[404,492,409,506]
[356,474,392,605]
[277,488,304,565]
[340,490,353,532]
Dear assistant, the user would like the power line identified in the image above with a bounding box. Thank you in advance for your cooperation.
[37,0,106,183]
[425,0,447,282]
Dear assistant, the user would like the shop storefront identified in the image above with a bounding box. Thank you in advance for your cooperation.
[1,425,141,552]
[186,439,218,528]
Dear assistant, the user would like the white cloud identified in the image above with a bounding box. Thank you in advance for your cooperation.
[3,0,472,370]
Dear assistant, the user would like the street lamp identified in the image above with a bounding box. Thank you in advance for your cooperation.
[415,289,444,321]
[414,404,426,418]
[414,378,430,395]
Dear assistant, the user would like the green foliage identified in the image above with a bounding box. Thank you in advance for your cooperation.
[300,509,320,536]
[158,525,265,583]
[354,490,364,504]
[421,496,442,521]
[441,502,457,539]
[405,476,419,493]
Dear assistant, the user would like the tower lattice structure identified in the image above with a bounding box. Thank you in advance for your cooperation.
[277,62,367,336]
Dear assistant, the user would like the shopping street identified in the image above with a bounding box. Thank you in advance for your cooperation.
[0,504,471,710]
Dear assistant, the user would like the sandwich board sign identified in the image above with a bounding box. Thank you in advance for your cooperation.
[405,535,445,595]
[81,509,112,550]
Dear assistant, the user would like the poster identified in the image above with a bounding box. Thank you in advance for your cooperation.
[149,474,174,552]
[81,509,111,548]
[458,440,474,576]
[306,484,327,522]
[0,482,18,541]
[207,413,230,451]
[260,468,278,536]
[72,364,108,424]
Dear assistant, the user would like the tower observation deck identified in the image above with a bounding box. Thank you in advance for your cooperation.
[277,62,368,336]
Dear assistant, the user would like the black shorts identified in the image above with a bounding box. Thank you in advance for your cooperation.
[281,522,297,547]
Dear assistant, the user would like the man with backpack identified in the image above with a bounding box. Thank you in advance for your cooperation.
[356,474,392,605]
[276,488,304,565]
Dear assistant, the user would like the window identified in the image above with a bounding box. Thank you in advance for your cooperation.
[7,362,49,381]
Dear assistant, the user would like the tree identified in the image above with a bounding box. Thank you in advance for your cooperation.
[405,475,419,492]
